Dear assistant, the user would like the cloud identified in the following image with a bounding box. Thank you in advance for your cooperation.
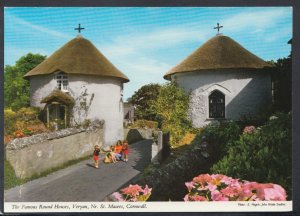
[6,12,71,39]
[99,27,211,59]
[4,46,49,65]
[222,8,291,33]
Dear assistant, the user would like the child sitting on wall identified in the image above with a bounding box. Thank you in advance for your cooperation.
[93,145,100,168]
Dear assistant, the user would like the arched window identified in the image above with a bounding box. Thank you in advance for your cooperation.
[209,90,225,118]
[55,72,68,91]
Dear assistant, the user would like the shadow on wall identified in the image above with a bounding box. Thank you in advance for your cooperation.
[226,75,271,120]
[126,129,144,144]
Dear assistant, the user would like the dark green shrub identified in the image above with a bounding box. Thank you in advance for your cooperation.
[203,121,241,159]
[211,113,292,199]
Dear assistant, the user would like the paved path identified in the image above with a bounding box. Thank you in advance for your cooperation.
[4,139,153,202]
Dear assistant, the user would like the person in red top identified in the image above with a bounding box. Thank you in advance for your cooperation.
[114,140,123,161]
[122,140,129,162]
[93,145,100,168]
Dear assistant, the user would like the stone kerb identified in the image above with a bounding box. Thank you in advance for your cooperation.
[6,120,104,179]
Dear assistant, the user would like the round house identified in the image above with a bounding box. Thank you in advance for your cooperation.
[24,35,129,145]
[164,35,272,128]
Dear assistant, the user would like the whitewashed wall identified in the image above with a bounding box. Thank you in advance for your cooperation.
[29,74,124,145]
[172,70,272,128]
[29,75,57,107]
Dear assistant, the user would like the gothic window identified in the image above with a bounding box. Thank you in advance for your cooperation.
[55,72,68,91]
[209,90,225,118]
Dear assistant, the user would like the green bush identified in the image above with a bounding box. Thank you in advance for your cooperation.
[153,82,191,147]
[211,113,292,199]
[129,119,158,129]
[202,121,241,158]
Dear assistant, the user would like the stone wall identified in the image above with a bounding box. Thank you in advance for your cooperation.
[131,134,215,201]
[123,128,157,144]
[6,120,104,179]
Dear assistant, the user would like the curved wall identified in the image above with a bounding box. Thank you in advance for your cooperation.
[30,74,124,145]
[172,70,272,127]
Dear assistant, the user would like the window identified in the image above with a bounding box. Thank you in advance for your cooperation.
[55,72,68,91]
[209,90,225,118]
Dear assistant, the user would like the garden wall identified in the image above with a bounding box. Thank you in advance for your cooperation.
[131,135,215,201]
[123,128,156,144]
[6,120,104,179]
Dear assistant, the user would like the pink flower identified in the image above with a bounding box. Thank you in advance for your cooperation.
[184,174,287,202]
[121,184,143,197]
[183,194,190,201]
[260,184,286,201]
[112,192,124,201]
[211,190,229,201]
[189,195,208,201]
[143,185,152,195]
[220,186,241,198]
[193,174,212,185]
[206,183,217,192]
[185,181,195,192]
[114,184,152,202]
[243,126,256,134]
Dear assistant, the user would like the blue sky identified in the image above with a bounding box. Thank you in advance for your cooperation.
[4,7,292,100]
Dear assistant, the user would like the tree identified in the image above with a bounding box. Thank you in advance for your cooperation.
[4,53,46,110]
[272,56,292,112]
[128,83,161,121]
[153,82,191,146]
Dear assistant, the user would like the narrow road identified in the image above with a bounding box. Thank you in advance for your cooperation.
[4,139,153,202]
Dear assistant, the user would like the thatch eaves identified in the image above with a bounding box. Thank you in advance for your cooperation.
[164,35,272,80]
[41,89,75,105]
[24,36,129,82]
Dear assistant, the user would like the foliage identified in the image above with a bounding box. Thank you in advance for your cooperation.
[211,113,292,199]
[4,107,47,136]
[128,83,161,121]
[177,132,196,147]
[237,104,275,129]
[184,174,286,201]
[272,56,292,112]
[128,119,158,129]
[4,53,46,110]
[153,82,191,147]
[112,184,152,202]
[202,121,241,158]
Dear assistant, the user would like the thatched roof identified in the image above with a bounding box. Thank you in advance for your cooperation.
[24,36,129,82]
[41,89,75,105]
[164,35,271,80]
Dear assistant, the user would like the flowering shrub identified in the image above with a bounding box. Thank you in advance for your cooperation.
[243,126,256,134]
[13,128,33,138]
[184,174,286,201]
[211,113,292,199]
[112,184,152,202]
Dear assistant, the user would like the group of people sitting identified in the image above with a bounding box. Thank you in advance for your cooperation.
[93,140,129,168]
